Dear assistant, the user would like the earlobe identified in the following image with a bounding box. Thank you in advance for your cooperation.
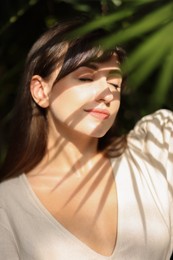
[30,75,49,108]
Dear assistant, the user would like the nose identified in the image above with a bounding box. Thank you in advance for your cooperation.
[95,78,114,104]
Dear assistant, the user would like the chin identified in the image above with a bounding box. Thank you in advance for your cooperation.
[90,123,113,138]
[89,129,110,138]
[75,123,112,139]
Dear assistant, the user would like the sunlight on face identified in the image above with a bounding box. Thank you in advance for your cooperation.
[47,54,122,140]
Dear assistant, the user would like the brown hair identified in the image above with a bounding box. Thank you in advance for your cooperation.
[0,18,127,181]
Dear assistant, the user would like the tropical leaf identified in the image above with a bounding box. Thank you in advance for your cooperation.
[125,22,173,88]
[149,46,173,107]
[100,2,173,48]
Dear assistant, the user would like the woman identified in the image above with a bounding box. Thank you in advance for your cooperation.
[0,18,173,259]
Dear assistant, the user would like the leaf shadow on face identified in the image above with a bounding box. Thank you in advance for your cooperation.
[29,108,173,251]
[32,77,173,230]
[30,76,122,225]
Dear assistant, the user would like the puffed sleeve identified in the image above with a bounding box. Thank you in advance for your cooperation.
[0,208,19,259]
[128,109,173,250]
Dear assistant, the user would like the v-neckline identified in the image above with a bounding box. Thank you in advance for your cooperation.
[20,157,122,259]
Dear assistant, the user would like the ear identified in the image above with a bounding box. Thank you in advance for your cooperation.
[30,75,50,108]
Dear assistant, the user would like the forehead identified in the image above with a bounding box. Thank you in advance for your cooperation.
[54,46,123,83]
[83,54,122,75]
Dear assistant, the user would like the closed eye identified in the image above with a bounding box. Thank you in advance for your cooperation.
[109,83,121,90]
[79,77,93,82]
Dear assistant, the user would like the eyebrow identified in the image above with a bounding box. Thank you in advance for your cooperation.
[108,70,122,77]
[81,62,122,77]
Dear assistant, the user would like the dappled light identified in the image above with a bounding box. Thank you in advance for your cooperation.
[0,2,173,259]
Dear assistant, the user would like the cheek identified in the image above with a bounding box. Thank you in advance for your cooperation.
[111,95,121,112]
[50,82,94,107]
[48,87,90,121]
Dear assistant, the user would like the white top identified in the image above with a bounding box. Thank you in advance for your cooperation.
[0,109,173,260]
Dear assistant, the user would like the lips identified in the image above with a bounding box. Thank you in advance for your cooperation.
[84,108,110,120]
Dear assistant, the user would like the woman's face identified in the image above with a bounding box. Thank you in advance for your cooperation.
[47,54,122,139]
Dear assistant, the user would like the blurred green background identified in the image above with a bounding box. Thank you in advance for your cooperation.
[0,0,173,164]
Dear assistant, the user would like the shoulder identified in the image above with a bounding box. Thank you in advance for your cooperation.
[0,175,24,208]
[127,109,173,150]
[126,109,173,193]
[131,109,173,134]
[0,179,20,257]
[127,109,173,182]
[0,175,28,232]
[138,109,173,128]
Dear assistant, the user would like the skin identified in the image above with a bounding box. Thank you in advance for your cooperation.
[48,55,122,139]
[28,54,122,256]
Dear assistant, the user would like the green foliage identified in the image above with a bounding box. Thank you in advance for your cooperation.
[0,0,173,163]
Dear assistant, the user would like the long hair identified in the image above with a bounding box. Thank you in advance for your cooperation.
[0,18,127,181]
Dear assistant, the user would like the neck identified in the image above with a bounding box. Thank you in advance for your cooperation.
[48,133,98,163]
[48,113,100,159]
[48,119,99,155]
[31,119,102,177]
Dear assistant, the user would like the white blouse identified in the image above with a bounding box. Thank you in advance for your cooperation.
[0,109,173,259]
